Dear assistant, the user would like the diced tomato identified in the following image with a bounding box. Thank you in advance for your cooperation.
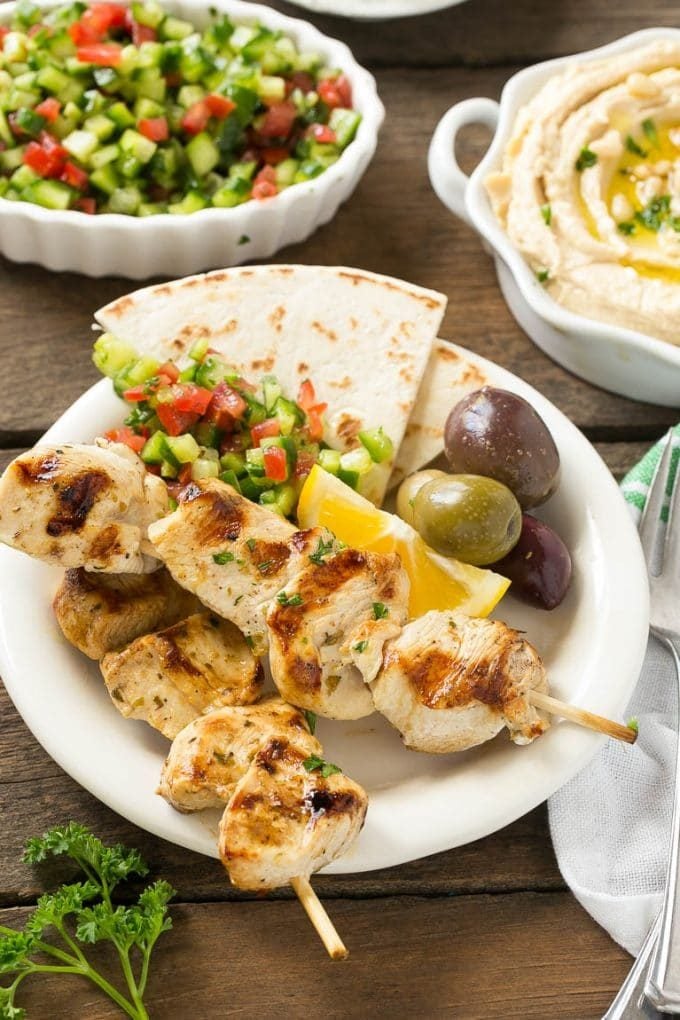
[76,43,122,65]
[317,76,353,110]
[220,432,246,455]
[35,97,61,123]
[251,418,281,447]
[158,361,180,383]
[297,378,317,411]
[131,20,156,44]
[178,464,193,486]
[204,94,236,119]
[305,407,325,442]
[74,197,96,214]
[87,2,127,32]
[181,100,210,135]
[104,426,147,454]
[259,100,296,140]
[122,384,150,402]
[138,116,169,142]
[23,137,67,177]
[285,71,314,96]
[260,146,289,165]
[294,449,317,479]
[170,383,213,415]
[252,165,277,201]
[307,123,337,144]
[156,402,199,437]
[263,445,287,482]
[146,463,162,477]
[60,160,89,190]
[69,19,102,44]
[206,382,248,430]
[0,26,9,45]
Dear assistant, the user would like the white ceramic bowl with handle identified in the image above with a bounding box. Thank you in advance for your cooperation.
[0,0,383,278]
[427,28,680,407]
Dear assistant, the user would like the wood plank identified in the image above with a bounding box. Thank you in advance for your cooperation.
[269,0,679,68]
[0,67,675,440]
[1,891,629,1018]
[0,448,24,472]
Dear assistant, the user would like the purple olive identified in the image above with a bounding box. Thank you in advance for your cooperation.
[492,514,572,610]
[444,387,560,509]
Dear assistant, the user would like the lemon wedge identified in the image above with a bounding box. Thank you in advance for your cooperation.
[297,465,510,618]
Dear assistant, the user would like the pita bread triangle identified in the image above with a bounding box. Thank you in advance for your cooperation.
[95,265,447,505]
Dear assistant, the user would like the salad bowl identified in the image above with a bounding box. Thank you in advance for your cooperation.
[0,0,383,278]
[427,28,680,407]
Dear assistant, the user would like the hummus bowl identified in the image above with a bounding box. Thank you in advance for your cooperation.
[0,0,383,279]
[428,28,680,406]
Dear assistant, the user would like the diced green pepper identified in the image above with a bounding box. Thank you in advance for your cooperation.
[358,427,393,464]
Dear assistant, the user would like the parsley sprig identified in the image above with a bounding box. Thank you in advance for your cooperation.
[0,823,174,1019]
[309,537,335,567]
[303,755,342,779]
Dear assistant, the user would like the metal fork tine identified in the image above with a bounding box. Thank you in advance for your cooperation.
[639,431,674,564]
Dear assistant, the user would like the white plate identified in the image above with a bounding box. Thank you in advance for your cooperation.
[0,349,648,872]
[283,0,465,19]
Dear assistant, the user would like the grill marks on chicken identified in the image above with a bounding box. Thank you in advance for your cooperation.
[158,699,319,812]
[100,612,262,739]
[220,737,367,891]
[372,610,549,753]
[267,548,410,720]
[53,567,200,659]
[0,442,167,572]
[147,479,339,653]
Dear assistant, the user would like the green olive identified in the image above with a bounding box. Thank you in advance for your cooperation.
[396,469,447,527]
[413,474,522,565]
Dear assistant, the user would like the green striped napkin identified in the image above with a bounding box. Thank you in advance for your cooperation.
[620,428,680,522]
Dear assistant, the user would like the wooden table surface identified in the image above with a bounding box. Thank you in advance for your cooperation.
[1,0,676,1016]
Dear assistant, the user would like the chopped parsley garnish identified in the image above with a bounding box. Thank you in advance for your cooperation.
[372,602,389,620]
[575,146,598,171]
[234,594,244,605]
[276,591,304,607]
[257,560,273,573]
[536,268,550,283]
[309,536,335,566]
[212,550,235,564]
[540,203,552,226]
[213,750,229,765]
[244,635,255,649]
[302,754,342,778]
[625,135,647,158]
[636,194,671,232]
[353,640,368,653]
[642,118,659,148]
[237,234,251,245]
[617,220,636,236]
[246,538,257,552]
[304,710,317,735]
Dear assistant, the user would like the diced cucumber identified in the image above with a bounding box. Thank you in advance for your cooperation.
[116,152,143,179]
[10,163,39,190]
[318,448,341,475]
[3,32,29,63]
[62,128,98,162]
[136,72,166,103]
[90,144,119,169]
[0,147,26,172]
[24,178,73,210]
[119,128,157,164]
[337,467,359,490]
[185,131,219,177]
[113,356,160,396]
[160,15,195,41]
[106,102,136,130]
[134,96,165,120]
[131,0,165,28]
[228,160,256,181]
[274,158,298,188]
[191,456,219,480]
[177,83,205,109]
[223,83,259,127]
[141,430,168,465]
[245,447,265,476]
[329,107,361,149]
[168,190,208,214]
[340,446,374,476]
[358,427,393,464]
[0,111,13,147]
[83,113,116,141]
[189,336,210,362]
[257,74,285,103]
[93,333,138,377]
[165,433,200,463]
[109,186,142,215]
[294,160,325,183]
[229,25,258,52]
[220,451,247,475]
[138,201,167,216]
[194,355,231,388]
[194,421,219,447]
[219,469,241,493]
[272,396,303,436]
[90,163,120,195]
[262,375,281,413]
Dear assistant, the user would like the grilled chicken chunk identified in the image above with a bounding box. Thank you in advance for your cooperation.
[266,549,409,720]
[372,610,549,753]
[100,612,262,739]
[0,441,166,572]
[147,479,339,653]
[158,698,319,812]
[219,736,368,891]
[53,566,200,659]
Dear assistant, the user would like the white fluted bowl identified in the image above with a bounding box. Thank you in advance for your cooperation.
[0,0,384,278]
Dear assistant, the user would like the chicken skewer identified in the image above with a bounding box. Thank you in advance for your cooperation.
[159,698,368,958]
[148,479,637,747]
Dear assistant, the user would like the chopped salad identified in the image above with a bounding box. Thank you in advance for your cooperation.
[0,0,361,215]
[94,332,393,517]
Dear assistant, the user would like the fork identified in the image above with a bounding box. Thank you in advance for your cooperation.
[606,430,680,1016]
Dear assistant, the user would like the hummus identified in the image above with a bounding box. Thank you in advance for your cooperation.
[486,40,680,344]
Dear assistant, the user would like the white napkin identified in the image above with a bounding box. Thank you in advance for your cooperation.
[548,433,679,955]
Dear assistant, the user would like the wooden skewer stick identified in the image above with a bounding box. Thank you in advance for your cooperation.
[526,690,637,744]
[290,876,349,960]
